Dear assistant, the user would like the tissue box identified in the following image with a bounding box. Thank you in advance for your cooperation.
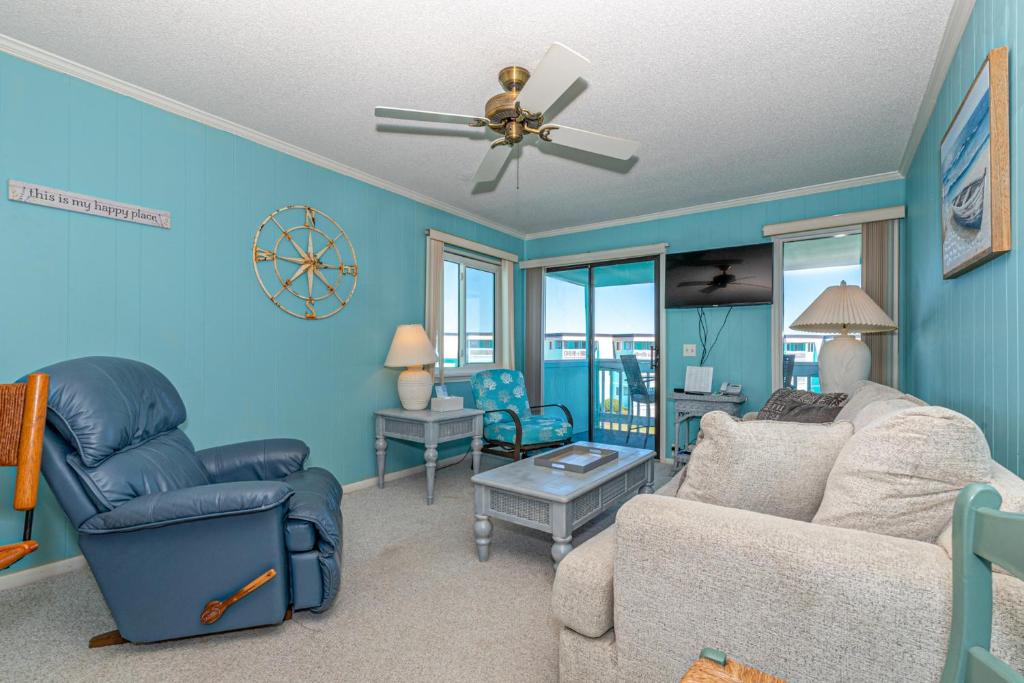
[430,396,464,412]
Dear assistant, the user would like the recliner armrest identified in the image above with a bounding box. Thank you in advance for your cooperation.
[79,481,293,534]
[195,439,309,483]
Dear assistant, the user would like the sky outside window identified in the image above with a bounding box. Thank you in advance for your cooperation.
[545,277,654,335]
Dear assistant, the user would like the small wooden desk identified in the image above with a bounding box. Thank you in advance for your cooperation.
[374,407,483,505]
[671,392,746,467]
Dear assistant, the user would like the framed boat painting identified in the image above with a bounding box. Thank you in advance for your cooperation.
[940,46,1010,279]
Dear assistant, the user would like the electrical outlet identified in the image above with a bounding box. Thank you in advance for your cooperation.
[683,344,697,357]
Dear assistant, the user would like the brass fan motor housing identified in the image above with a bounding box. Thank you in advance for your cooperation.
[485,91,520,124]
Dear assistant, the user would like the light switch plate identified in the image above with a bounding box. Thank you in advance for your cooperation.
[683,344,697,357]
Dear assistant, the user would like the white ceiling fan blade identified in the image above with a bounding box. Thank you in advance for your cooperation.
[516,43,590,115]
[473,144,512,184]
[374,107,482,125]
[543,126,638,160]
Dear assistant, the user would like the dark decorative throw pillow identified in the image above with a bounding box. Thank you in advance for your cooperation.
[777,402,844,423]
[757,388,847,421]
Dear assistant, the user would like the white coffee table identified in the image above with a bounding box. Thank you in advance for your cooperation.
[471,442,655,567]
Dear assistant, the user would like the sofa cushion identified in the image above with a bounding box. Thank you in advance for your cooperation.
[937,462,1024,575]
[677,411,854,521]
[849,397,921,432]
[471,369,530,427]
[68,429,210,509]
[42,356,187,467]
[813,406,992,542]
[484,415,572,445]
[834,380,904,423]
[757,388,847,421]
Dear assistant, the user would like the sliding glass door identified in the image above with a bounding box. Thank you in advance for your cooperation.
[543,257,660,451]
[542,266,591,439]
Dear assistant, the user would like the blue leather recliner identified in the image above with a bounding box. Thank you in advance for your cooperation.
[33,356,342,643]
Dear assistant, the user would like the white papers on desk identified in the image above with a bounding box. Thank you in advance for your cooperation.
[684,366,713,394]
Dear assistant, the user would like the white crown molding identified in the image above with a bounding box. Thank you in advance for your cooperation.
[0,554,86,591]
[898,0,977,175]
[0,33,911,246]
[522,171,904,241]
[0,33,525,241]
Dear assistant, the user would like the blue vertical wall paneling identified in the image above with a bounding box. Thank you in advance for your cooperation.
[0,52,525,573]
[525,179,907,447]
[904,0,1022,475]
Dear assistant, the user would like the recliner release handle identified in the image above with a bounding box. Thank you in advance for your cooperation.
[200,568,277,625]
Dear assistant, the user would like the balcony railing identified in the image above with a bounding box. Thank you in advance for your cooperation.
[543,357,655,439]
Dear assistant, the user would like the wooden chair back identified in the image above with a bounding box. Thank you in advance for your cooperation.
[0,373,49,570]
[942,483,1024,683]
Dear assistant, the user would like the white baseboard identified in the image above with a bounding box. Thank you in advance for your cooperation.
[343,453,470,493]
[0,554,87,592]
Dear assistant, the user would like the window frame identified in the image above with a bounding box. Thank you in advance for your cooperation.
[442,250,501,372]
[770,225,864,391]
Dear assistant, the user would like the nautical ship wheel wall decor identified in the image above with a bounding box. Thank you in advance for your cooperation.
[252,205,358,319]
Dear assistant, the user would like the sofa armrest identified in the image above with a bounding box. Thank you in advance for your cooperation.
[195,439,309,483]
[79,481,293,534]
[553,526,616,637]
[610,494,955,682]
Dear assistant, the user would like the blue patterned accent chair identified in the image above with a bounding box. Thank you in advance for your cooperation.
[470,369,573,461]
[31,356,342,645]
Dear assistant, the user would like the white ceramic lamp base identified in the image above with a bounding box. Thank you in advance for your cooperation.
[818,333,871,394]
[397,367,433,410]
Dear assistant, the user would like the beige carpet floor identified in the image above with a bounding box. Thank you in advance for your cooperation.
[0,456,672,682]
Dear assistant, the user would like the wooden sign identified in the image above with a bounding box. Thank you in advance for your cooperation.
[7,179,171,229]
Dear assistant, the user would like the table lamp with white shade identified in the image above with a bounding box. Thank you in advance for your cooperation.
[384,324,438,410]
[790,281,897,393]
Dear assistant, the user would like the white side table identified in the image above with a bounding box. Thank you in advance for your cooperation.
[374,407,484,505]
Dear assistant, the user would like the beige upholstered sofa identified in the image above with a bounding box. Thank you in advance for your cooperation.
[552,381,1024,682]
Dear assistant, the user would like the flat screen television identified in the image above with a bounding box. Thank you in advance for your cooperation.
[665,243,773,308]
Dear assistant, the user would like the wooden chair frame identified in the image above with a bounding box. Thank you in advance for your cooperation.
[0,373,49,570]
[480,404,574,461]
[942,483,1024,683]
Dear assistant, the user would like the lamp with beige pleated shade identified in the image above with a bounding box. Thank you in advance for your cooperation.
[790,281,896,393]
[384,324,438,410]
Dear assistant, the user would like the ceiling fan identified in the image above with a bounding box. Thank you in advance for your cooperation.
[676,264,771,295]
[374,43,639,184]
